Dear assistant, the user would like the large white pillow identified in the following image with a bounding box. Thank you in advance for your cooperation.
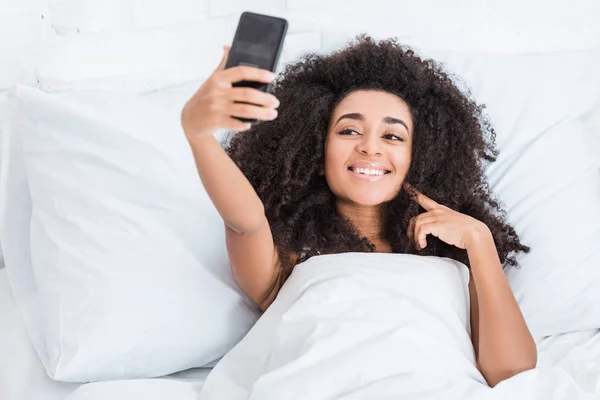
[2,85,259,382]
[494,116,600,337]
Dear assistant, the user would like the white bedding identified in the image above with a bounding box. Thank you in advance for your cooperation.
[0,267,212,400]
[2,255,600,399]
[537,331,600,394]
[199,253,600,400]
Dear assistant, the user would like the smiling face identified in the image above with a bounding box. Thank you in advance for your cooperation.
[324,89,414,207]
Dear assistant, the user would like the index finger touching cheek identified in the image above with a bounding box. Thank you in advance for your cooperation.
[403,182,439,211]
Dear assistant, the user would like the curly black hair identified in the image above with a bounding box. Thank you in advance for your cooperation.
[225,34,529,289]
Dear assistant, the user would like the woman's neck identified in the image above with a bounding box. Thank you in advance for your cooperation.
[336,201,391,252]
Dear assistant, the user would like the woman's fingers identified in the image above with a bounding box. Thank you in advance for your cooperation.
[220,65,276,85]
[228,102,278,122]
[182,46,278,138]
[404,182,441,211]
[416,223,433,249]
[228,87,280,109]
[222,117,252,132]
[410,214,438,250]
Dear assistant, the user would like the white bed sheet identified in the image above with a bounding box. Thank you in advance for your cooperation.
[0,268,212,400]
[2,265,600,398]
[537,329,600,394]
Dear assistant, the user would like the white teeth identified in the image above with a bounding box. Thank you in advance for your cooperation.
[352,167,385,176]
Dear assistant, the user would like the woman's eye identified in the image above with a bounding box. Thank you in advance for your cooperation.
[338,128,360,136]
[383,133,404,142]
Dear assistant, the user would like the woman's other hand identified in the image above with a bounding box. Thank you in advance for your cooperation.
[181,45,280,138]
[404,182,490,251]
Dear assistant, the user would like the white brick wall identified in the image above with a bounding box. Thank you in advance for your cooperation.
[0,0,599,97]
[49,0,134,34]
[208,0,287,18]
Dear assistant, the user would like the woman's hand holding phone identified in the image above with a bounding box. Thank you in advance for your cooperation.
[181,45,280,138]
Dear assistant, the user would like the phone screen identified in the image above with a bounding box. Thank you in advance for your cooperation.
[225,12,287,72]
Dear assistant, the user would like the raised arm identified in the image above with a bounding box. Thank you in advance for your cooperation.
[181,46,283,310]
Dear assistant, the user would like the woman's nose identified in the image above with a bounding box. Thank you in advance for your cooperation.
[356,135,381,156]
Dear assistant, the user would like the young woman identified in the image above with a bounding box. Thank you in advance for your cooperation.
[181,35,537,387]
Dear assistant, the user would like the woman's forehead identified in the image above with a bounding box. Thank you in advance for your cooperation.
[330,90,413,129]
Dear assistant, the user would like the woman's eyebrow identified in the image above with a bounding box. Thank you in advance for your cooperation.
[335,112,410,132]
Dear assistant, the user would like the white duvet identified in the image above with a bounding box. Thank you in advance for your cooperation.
[199,253,597,400]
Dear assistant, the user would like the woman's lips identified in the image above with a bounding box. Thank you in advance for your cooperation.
[348,161,391,171]
[347,167,390,182]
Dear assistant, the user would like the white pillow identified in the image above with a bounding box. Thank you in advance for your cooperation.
[2,85,259,382]
[421,49,600,337]
[494,117,600,337]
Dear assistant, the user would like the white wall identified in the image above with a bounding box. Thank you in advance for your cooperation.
[1,0,599,97]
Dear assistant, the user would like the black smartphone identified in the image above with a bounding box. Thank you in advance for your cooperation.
[225,11,288,124]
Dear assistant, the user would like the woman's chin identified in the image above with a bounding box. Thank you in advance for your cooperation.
[347,193,392,207]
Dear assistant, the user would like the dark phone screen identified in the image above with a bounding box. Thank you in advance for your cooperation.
[227,13,286,72]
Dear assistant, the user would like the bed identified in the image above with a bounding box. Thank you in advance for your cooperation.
[1,60,599,399]
[1,4,599,399]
